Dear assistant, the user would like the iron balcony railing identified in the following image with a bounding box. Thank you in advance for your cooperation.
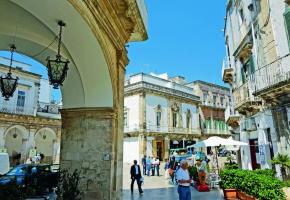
[202,128,229,135]
[124,125,201,134]
[0,104,35,116]
[233,81,261,109]
[249,54,290,94]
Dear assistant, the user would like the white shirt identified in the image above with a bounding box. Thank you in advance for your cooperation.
[175,168,190,186]
[135,165,139,175]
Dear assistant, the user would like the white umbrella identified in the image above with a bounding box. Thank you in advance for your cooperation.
[192,136,248,173]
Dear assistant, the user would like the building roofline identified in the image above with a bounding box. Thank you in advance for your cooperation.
[127,72,194,90]
[0,63,42,78]
[187,80,230,91]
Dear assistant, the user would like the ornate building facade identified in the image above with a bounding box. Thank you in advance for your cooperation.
[0,61,61,165]
[123,73,201,163]
[222,0,290,173]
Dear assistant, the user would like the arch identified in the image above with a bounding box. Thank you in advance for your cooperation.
[4,125,29,158]
[0,0,114,108]
[34,127,57,163]
[35,127,57,141]
[4,125,29,140]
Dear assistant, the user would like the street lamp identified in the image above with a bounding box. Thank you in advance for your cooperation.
[0,45,19,101]
[46,20,69,89]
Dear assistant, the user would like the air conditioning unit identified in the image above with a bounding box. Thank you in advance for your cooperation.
[245,117,257,131]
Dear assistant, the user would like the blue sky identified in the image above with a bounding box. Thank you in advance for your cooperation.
[0,0,227,101]
[126,0,227,85]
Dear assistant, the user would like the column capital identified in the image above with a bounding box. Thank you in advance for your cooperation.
[60,107,117,119]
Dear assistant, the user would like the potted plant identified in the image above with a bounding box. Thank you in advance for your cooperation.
[220,170,237,199]
[271,154,290,181]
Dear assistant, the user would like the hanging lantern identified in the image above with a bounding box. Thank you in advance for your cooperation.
[46,20,69,89]
[0,45,19,101]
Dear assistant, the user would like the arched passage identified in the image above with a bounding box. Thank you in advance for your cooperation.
[4,125,28,164]
[1,0,147,199]
[34,128,57,164]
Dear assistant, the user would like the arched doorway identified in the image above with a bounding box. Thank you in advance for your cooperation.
[35,128,57,164]
[1,0,147,199]
[4,125,28,165]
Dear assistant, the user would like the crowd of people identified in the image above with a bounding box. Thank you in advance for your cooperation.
[141,155,160,176]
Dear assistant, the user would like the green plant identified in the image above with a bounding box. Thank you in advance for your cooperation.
[271,154,290,180]
[220,169,286,200]
[188,166,198,181]
[224,162,239,170]
[56,169,82,200]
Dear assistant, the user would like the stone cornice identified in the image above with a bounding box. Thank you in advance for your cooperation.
[124,81,201,104]
[61,107,117,119]
[0,113,61,127]
[81,0,147,50]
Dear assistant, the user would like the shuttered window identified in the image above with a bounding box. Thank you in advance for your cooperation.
[284,9,290,49]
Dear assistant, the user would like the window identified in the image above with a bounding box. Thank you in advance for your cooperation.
[213,95,217,106]
[173,112,177,127]
[156,111,161,127]
[124,112,128,127]
[220,96,224,107]
[203,92,208,103]
[186,110,191,129]
[284,8,290,49]
[16,91,25,112]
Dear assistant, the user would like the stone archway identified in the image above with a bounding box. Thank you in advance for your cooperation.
[35,128,57,164]
[1,1,147,199]
[4,125,29,164]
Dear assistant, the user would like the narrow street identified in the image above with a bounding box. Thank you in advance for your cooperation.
[122,163,224,200]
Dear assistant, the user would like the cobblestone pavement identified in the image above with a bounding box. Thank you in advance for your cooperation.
[122,163,224,200]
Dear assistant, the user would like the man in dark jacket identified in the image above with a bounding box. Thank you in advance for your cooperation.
[130,160,143,194]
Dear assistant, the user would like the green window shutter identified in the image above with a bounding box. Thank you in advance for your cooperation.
[249,56,255,74]
[284,9,290,49]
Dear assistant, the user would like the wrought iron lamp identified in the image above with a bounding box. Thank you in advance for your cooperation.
[0,45,19,101]
[46,20,69,89]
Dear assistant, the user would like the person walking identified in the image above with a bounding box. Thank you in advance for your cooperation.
[155,157,160,176]
[130,160,143,194]
[141,155,147,175]
[151,157,155,176]
[146,156,151,176]
[169,156,178,183]
[176,160,192,200]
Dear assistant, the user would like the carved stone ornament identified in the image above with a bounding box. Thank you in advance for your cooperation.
[171,102,179,112]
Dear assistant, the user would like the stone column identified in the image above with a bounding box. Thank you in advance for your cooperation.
[60,107,119,200]
[164,137,170,159]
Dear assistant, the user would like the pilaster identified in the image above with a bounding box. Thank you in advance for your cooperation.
[60,107,120,200]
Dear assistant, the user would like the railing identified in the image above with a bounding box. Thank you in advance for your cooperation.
[203,128,229,135]
[37,104,60,114]
[124,125,201,134]
[249,54,290,94]
[0,104,35,116]
[233,81,260,108]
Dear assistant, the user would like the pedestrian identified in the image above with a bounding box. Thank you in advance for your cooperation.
[130,160,143,194]
[142,155,147,175]
[169,156,178,183]
[155,157,160,176]
[151,157,155,176]
[176,160,192,200]
[146,156,151,176]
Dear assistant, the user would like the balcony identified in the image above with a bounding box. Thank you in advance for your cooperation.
[124,125,201,135]
[202,128,230,136]
[225,106,240,128]
[233,81,262,115]
[249,54,290,104]
[222,59,234,84]
[0,104,35,116]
